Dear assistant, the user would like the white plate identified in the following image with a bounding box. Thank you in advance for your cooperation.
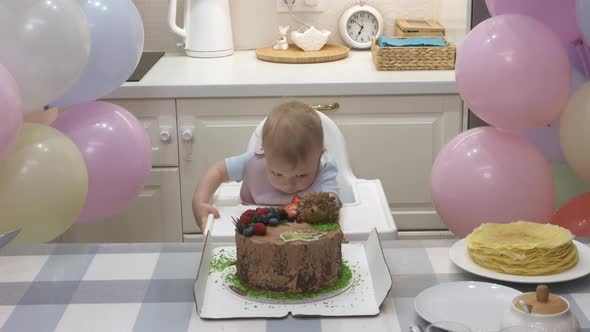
[450,239,590,283]
[414,281,521,332]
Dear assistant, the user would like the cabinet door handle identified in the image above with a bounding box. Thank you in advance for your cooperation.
[159,128,172,143]
[310,103,339,112]
[180,127,194,161]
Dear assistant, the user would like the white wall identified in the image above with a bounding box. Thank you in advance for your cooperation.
[437,0,471,46]
[133,0,471,52]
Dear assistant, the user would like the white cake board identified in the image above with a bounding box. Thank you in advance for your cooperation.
[193,227,392,319]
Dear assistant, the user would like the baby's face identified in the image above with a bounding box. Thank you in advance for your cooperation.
[265,150,322,195]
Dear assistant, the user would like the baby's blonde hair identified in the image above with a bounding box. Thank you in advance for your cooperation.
[262,101,324,165]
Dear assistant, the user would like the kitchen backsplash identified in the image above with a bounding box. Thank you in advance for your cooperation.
[132,0,442,52]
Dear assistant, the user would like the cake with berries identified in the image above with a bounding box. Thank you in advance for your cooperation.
[233,192,343,295]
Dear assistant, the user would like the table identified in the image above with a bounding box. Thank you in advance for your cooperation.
[1,240,589,332]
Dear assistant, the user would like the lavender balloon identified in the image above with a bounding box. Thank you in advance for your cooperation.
[50,0,144,108]
[0,65,22,160]
[515,69,587,164]
[486,0,580,45]
[52,101,151,223]
[577,0,590,47]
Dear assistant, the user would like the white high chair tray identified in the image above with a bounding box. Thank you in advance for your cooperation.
[207,180,397,241]
[194,228,392,319]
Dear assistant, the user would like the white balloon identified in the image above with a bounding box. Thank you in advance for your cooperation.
[0,0,91,112]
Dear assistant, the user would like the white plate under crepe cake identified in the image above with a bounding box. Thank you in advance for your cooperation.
[450,221,590,283]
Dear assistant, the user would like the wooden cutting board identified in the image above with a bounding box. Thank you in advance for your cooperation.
[255,44,349,64]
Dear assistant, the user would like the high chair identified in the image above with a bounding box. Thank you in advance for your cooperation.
[205,111,397,241]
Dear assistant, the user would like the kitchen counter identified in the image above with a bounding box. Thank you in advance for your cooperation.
[107,51,457,99]
[1,240,589,332]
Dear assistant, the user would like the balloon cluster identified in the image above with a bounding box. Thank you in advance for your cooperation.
[431,0,590,237]
[0,0,150,243]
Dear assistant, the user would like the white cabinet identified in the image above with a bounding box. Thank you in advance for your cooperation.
[328,95,462,230]
[177,98,271,233]
[59,99,183,243]
[60,168,182,243]
[177,95,462,233]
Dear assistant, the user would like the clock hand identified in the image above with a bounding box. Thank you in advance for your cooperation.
[351,19,362,27]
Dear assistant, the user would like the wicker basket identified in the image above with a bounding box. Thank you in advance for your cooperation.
[371,37,456,71]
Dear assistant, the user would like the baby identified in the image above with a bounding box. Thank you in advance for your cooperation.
[192,100,340,231]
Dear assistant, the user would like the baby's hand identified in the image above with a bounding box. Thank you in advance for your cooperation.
[196,203,220,231]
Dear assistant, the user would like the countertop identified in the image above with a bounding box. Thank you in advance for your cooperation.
[1,240,589,332]
[106,51,458,99]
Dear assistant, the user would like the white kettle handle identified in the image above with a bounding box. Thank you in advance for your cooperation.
[168,0,186,39]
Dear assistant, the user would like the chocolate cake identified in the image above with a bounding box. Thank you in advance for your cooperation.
[233,193,343,295]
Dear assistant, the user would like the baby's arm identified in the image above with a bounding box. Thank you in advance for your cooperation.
[192,161,229,231]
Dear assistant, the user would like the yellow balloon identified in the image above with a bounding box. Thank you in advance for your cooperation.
[0,123,88,243]
[561,82,590,181]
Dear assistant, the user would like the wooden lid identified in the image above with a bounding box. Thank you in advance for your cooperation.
[516,285,569,315]
[395,19,444,33]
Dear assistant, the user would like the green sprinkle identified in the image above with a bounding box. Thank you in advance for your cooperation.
[312,223,340,232]
[224,262,354,301]
[209,252,236,273]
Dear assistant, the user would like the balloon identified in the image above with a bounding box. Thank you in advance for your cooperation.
[456,15,571,130]
[567,42,590,76]
[486,0,580,45]
[577,0,590,46]
[572,68,588,91]
[431,127,554,238]
[516,119,565,165]
[515,69,587,164]
[0,124,88,243]
[456,15,571,131]
[560,82,590,181]
[0,0,90,112]
[0,64,22,160]
[52,101,151,223]
[50,0,144,108]
[551,164,590,210]
[550,192,590,236]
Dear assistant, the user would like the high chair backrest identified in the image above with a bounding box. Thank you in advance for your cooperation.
[246,111,356,203]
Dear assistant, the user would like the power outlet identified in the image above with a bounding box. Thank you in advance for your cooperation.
[276,0,325,13]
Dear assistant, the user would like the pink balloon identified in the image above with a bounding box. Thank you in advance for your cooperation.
[52,101,151,223]
[456,14,571,131]
[431,127,554,237]
[486,0,580,45]
[0,64,22,160]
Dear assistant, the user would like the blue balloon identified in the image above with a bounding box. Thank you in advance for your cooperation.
[50,0,144,108]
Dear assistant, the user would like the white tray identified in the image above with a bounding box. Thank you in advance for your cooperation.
[194,228,392,319]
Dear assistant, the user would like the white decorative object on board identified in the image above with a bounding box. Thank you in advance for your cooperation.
[291,26,331,51]
[272,25,290,51]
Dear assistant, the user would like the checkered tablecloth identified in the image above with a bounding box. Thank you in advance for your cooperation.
[1,240,589,332]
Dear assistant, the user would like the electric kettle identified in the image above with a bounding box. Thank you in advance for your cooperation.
[168,0,234,57]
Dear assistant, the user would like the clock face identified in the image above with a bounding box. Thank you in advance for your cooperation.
[346,11,379,44]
